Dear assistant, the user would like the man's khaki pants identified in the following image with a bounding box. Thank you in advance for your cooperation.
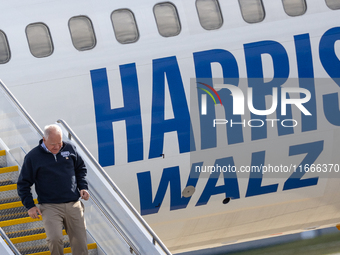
[39,201,88,255]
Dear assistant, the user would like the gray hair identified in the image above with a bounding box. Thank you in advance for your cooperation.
[43,124,62,139]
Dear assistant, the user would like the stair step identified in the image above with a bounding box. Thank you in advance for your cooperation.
[19,243,51,255]
[0,206,28,221]
[0,180,15,186]
[2,221,45,236]
[0,166,19,189]
[0,196,21,205]
[0,199,38,210]
[0,150,6,168]
[0,216,42,228]
[26,243,98,255]
[0,190,20,209]
[0,183,17,192]
[16,238,70,255]
[11,230,67,244]
[6,227,45,239]
[0,165,18,174]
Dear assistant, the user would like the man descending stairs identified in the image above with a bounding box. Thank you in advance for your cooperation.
[0,149,98,255]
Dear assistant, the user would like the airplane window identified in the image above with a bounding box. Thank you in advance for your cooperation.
[69,16,96,51]
[238,0,265,23]
[0,31,10,64]
[196,0,223,30]
[111,9,139,44]
[154,2,181,37]
[326,0,340,9]
[282,0,306,16]
[26,23,53,58]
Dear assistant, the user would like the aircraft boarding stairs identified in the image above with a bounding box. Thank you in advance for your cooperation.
[0,80,171,255]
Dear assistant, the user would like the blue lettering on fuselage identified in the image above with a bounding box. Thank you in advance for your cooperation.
[90,65,143,167]
[138,140,323,215]
[320,27,340,125]
[194,49,242,149]
[149,56,191,159]
[90,27,340,215]
[295,34,317,132]
[244,40,293,140]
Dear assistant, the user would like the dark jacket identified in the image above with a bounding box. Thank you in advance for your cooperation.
[17,139,88,210]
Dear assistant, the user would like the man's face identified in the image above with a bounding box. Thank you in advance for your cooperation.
[43,130,63,154]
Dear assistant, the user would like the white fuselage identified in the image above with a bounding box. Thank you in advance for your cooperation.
[1,0,340,253]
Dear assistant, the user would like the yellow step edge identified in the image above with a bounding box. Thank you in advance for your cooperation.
[0,150,5,156]
[0,165,18,174]
[0,216,42,228]
[27,243,97,255]
[10,230,67,244]
[0,183,17,192]
[0,199,38,210]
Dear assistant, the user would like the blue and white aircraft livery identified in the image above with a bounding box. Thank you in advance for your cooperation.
[1,0,340,253]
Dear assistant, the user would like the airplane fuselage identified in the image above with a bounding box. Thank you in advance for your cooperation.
[1,0,340,252]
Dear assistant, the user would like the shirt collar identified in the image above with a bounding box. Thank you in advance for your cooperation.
[41,141,53,154]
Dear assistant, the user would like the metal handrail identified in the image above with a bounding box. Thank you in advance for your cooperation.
[87,188,140,255]
[0,80,43,137]
[57,119,172,255]
[0,227,21,255]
